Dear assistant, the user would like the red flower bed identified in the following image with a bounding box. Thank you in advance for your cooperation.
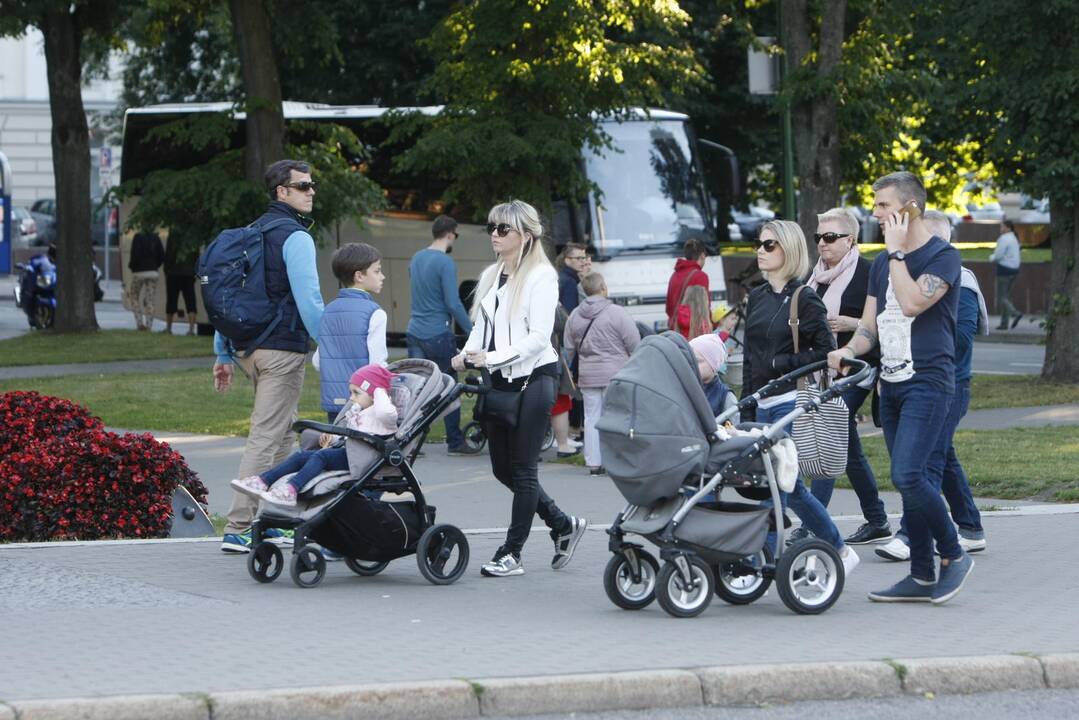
[0,391,208,542]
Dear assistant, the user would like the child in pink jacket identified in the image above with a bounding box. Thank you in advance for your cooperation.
[229,364,397,507]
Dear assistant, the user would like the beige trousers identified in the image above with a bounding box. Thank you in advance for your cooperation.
[223,348,308,534]
[130,272,158,329]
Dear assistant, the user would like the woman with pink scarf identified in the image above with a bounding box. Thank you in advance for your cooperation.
[801,208,892,547]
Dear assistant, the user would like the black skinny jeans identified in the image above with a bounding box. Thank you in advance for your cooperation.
[485,373,571,557]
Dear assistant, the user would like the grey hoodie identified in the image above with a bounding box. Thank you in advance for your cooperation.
[564,295,641,389]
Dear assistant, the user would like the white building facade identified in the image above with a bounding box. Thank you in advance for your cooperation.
[0,28,123,207]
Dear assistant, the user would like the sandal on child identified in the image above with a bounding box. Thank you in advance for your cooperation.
[230,475,268,499]
[262,483,298,507]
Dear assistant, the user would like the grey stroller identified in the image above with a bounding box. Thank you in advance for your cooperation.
[245,358,471,588]
[597,331,869,617]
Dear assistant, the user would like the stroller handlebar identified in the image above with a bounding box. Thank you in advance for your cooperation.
[291,420,388,450]
[737,357,871,410]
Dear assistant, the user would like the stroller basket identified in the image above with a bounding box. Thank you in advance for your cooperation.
[673,501,770,561]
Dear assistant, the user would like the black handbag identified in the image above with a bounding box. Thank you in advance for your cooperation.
[474,367,528,427]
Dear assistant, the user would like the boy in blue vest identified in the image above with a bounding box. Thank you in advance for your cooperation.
[317,243,388,422]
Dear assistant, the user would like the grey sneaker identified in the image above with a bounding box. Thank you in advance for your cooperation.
[481,553,524,577]
[552,516,588,570]
[932,553,974,605]
[868,575,935,603]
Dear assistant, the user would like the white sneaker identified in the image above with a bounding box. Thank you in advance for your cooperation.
[481,553,524,577]
[959,536,987,553]
[230,475,268,499]
[840,545,860,576]
[875,536,911,562]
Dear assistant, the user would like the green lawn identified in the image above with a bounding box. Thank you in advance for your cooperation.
[0,366,474,442]
[0,329,213,366]
[846,425,1079,503]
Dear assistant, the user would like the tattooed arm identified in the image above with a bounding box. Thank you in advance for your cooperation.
[888,255,952,317]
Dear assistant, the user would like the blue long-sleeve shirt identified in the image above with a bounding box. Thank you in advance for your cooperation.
[406,248,472,339]
[954,286,979,383]
[214,229,325,363]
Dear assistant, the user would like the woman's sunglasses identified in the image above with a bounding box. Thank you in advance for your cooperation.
[814,232,851,244]
[486,222,515,237]
[754,238,779,253]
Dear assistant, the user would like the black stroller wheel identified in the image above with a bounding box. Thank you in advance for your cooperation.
[603,549,659,610]
[290,546,327,588]
[416,524,470,585]
[345,558,390,576]
[715,545,774,605]
[775,538,844,615]
[463,422,487,452]
[656,555,714,618]
[247,541,283,583]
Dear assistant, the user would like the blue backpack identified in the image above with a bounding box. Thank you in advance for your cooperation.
[197,218,294,347]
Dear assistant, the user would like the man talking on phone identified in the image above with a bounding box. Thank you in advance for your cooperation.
[827,171,974,605]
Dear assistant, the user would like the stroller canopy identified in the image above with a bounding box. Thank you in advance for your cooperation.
[596,331,718,506]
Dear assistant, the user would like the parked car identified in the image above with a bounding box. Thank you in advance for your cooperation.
[731,205,775,243]
[963,201,1005,222]
[12,207,40,246]
[29,198,118,246]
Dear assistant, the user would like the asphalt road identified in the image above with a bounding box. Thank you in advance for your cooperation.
[507,689,1079,720]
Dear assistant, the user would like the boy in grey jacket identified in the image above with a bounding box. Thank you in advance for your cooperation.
[564,272,641,475]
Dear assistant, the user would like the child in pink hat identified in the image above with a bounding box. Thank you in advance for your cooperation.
[229,363,398,507]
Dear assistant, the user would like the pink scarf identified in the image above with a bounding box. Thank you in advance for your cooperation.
[808,245,860,321]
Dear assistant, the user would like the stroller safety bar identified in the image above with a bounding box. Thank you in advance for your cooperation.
[292,420,389,452]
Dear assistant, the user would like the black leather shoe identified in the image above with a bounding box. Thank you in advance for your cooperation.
[844,522,893,545]
[1011,313,1024,329]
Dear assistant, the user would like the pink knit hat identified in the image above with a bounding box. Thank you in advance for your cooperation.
[349,364,393,395]
[689,334,728,375]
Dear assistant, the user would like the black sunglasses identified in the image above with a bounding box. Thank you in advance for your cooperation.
[284,181,317,192]
[814,232,851,244]
[754,238,779,253]
[486,222,514,237]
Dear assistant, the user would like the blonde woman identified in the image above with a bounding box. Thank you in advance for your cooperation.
[740,220,857,574]
[452,200,588,578]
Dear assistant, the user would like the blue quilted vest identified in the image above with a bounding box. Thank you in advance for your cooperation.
[235,201,313,355]
[318,288,379,412]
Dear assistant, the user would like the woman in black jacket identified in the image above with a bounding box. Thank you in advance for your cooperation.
[806,208,891,545]
[741,220,858,574]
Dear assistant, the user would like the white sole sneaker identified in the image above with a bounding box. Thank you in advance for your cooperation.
[552,517,589,570]
[840,546,860,576]
[875,537,910,562]
[959,537,987,553]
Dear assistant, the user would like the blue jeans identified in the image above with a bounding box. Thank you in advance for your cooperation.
[261,447,349,492]
[809,384,889,527]
[757,400,845,553]
[407,332,463,449]
[897,380,983,540]
[879,380,963,582]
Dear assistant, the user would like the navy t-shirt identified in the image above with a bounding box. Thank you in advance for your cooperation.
[867,236,961,391]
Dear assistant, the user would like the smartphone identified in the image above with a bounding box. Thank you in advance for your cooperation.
[899,202,922,220]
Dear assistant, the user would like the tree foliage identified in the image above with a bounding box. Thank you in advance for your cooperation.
[391,0,704,216]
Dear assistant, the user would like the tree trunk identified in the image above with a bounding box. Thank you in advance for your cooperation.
[781,0,845,253]
[1042,197,1079,381]
[229,0,285,185]
[40,9,97,333]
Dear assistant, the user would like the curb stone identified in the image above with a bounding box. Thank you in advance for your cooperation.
[898,655,1045,696]
[475,670,702,717]
[696,661,901,706]
[209,680,478,720]
[1041,654,1079,688]
[9,694,207,720]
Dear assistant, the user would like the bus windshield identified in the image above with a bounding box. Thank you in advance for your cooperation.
[586,119,712,256]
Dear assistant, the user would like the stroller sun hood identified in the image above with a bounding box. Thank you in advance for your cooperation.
[597,332,718,506]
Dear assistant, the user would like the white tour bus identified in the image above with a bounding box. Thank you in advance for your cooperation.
[119,102,736,338]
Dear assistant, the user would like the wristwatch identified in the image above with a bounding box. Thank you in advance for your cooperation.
[888,250,906,262]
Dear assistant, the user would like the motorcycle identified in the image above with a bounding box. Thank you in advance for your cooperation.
[14,254,58,329]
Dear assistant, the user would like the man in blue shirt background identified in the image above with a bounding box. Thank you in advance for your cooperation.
[406,215,477,455]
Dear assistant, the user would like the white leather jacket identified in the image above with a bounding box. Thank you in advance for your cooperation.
[460,263,559,380]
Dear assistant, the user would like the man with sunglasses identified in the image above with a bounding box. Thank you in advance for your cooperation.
[215,159,326,554]
[407,214,476,455]
[827,171,973,605]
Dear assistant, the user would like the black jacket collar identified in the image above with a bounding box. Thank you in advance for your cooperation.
[265,201,315,231]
